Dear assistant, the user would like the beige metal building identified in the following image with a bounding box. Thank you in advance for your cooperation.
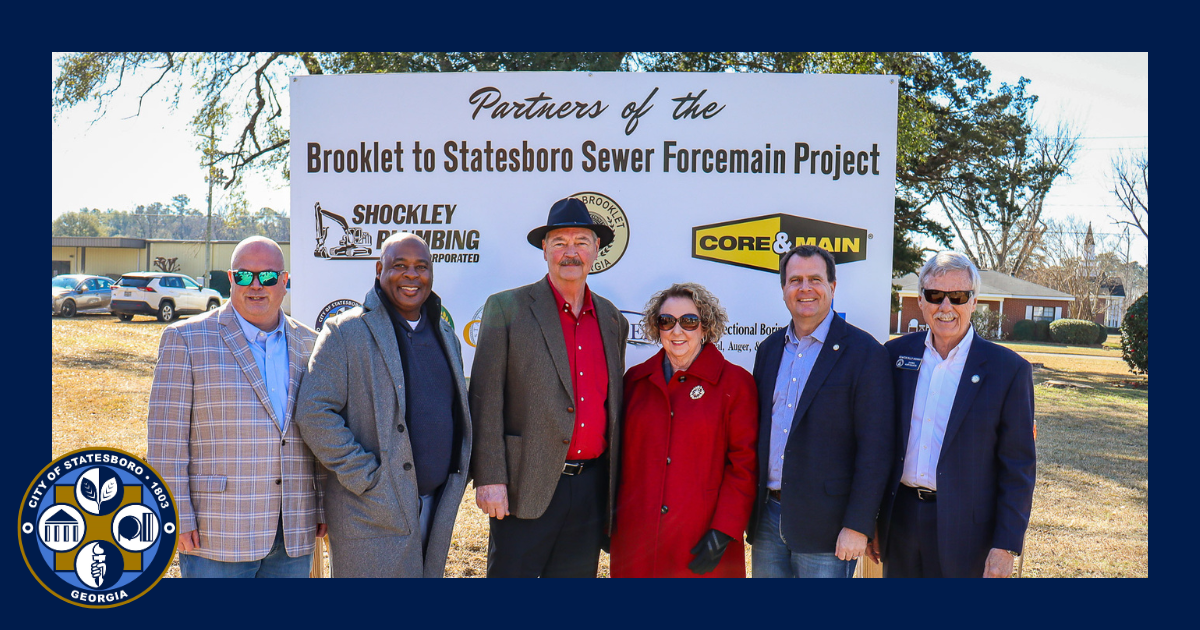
[52,237,292,285]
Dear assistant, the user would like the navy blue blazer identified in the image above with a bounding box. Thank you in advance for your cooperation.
[877,331,1036,578]
[747,314,894,553]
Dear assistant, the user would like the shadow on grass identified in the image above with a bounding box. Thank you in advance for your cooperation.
[54,347,155,375]
[1035,386,1147,493]
[1035,367,1148,403]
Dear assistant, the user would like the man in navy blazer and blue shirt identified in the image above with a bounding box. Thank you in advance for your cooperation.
[868,251,1035,578]
[748,244,894,578]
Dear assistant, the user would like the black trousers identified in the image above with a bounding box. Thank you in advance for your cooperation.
[883,484,942,578]
[486,458,607,578]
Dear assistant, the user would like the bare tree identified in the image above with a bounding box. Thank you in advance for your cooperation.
[1022,216,1118,322]
[1111,150,1148,239]
[940,119,1080,276]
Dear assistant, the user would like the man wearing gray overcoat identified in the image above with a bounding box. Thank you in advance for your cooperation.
[294,233,472,578]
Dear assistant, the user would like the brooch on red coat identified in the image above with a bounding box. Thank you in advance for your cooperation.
[690,385,705,399]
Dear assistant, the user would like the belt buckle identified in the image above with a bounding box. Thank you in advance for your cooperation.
[916,487,935,501]
[562,461,584,476]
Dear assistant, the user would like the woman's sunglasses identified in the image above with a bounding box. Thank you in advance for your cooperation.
[656,314,701,332]
[922,289,973,305]
[231,270,283,287]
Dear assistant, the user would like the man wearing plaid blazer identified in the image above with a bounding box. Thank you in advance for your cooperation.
[148,236,325,578]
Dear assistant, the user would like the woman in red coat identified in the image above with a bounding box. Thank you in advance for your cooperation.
[610,283,758,578]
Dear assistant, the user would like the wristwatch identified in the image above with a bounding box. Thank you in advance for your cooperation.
[1004,549,1020,558]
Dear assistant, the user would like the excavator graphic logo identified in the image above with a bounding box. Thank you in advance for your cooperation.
[314,202,373,259]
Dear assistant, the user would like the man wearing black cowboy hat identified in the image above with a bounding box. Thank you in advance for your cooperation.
[469,197,629,577]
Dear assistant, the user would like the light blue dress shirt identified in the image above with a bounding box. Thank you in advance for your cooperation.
[767,309,836,490]
[233,308,290,430]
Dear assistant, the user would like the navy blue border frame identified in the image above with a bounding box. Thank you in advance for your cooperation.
[25,9,1172,626]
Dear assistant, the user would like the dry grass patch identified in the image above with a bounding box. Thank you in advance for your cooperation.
[1022,356,1147,577]
[52,317,1147,577]
[52,314,165,459]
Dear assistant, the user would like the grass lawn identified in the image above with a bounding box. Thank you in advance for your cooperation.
[53,314,1147,577]
[999,338,1124,358]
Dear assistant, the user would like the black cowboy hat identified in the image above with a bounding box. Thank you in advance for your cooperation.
[526,197,615,249]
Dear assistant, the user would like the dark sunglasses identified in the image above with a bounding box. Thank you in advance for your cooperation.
[231,270,283,287]
[656,313,701,332]
[922,289,973,305]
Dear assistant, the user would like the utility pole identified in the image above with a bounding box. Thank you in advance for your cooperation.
[204,124,215,288]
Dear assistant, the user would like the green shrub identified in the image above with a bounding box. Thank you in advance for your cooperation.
[1095,322,1110,345]
[970,308,1008,340]
[1049,318,1103,345]
[1121,293,1148,374]
[1012,319,1050,342]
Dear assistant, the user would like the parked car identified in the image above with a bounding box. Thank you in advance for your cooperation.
[52,274,115,317]
[111,272,222,322]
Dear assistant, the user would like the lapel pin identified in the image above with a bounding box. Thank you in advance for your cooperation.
[971,374,980,383]
[832,344,840,351]
[690,385,705,400]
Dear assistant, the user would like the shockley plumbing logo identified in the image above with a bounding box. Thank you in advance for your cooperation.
[18,447,178,608]
[692,213,869,273]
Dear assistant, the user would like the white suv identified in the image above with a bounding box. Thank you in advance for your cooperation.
[111,272,223,322]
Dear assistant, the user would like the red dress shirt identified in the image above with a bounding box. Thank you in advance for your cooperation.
[547,277,608,460]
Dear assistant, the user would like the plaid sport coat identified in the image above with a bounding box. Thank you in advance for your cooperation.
[147,303,324,562]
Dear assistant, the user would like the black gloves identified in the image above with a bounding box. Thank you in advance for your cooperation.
[688,529,734,575]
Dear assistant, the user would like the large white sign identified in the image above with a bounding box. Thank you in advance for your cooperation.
[290,72,897,375]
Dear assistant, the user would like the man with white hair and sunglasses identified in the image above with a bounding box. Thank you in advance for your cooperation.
[869,251,1036,578]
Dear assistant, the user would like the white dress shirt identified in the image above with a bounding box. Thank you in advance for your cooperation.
[900,326,975,491]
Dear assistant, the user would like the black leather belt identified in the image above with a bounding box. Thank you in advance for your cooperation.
[768,488,782,502]
[562,460,591,476]
[903,484,937,501]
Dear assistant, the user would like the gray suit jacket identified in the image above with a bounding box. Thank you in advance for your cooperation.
[293,288,472,578]
[469,277,628,525]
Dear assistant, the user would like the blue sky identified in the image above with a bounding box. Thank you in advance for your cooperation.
[51,52,1148,264]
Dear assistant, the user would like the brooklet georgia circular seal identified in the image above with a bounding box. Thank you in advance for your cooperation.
[315,298,362,331]
[19,447,178,608]
[569,192,629,274]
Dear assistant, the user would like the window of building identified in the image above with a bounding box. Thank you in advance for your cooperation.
[1031,306,1055,322]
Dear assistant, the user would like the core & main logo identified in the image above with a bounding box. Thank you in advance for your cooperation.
[692,213,869,273]
[18,447,178,608]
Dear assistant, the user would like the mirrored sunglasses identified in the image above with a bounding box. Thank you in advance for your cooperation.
[231,270,283,287]
[656,313,701,332]
[922,289,973,305]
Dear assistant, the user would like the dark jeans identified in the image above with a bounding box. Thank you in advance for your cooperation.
[486,459,607,578]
